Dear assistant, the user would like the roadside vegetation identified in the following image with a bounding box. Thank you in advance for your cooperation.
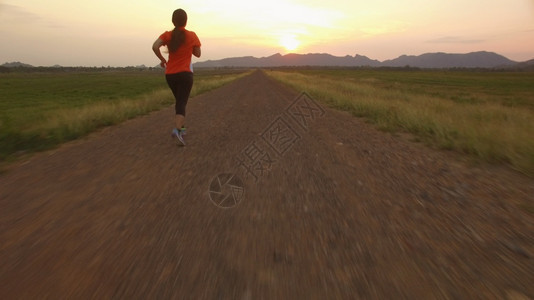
[267,68,534,176]
[0,69,250,163]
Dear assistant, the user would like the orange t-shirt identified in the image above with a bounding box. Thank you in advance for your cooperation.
[159,28,201,74]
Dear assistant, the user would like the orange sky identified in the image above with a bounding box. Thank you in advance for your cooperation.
[1,0,533,66]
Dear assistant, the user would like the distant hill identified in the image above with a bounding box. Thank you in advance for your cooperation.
[2,61,34,68]
[512,59,534,71]
[194,53,381,68]
[381,51,516,68]
[194,51,523,69]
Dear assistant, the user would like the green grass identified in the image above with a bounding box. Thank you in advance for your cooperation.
[266,69,534,176]
[1,72,166,129]
[0,69,250,163]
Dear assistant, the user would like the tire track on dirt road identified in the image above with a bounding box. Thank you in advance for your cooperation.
[1,70,533,299]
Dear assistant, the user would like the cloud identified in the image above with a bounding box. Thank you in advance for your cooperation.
[426,36,484,44]
[185,0,343,30]
[0,3,63,30]
[359,20,410,37]
[0,3,40,21]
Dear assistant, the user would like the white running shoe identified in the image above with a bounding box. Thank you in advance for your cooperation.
[171,128,186,146]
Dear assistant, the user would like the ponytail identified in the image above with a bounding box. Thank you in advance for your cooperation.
[169,9,187,53]
[169,28,185,52]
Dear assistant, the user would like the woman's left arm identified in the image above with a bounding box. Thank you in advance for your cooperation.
[193,46,201,58]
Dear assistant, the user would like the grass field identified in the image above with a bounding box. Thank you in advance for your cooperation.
[267,69,534,176]
[0,69,249,163]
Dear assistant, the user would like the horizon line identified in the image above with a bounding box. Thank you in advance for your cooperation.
[3,50,534,68]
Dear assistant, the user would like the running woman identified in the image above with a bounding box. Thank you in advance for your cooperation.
[152,8,201,146]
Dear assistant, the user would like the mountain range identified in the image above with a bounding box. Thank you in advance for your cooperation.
[193,51,532,69]
[3,52,533,70]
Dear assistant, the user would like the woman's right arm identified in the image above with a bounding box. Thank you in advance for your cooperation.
[152,38,167,67]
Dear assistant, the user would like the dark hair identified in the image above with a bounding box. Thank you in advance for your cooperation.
[169,9,188,53]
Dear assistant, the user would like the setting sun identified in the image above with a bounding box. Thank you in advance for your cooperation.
[279,35,300,52]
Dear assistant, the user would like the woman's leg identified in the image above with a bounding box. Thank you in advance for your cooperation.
[175,114,185,130]
[166,72,194,130]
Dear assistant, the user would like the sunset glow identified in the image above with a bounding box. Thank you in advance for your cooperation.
[0,0,533,66]
[280,35,300,52]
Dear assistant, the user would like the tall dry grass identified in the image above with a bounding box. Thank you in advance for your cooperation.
[34,72,249,137]
[2,71,249,162]
[268,71,534,176]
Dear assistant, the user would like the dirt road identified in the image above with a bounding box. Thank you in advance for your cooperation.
[1,70,533,299]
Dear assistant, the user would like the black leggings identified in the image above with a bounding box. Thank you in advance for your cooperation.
[166,72,193,116]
